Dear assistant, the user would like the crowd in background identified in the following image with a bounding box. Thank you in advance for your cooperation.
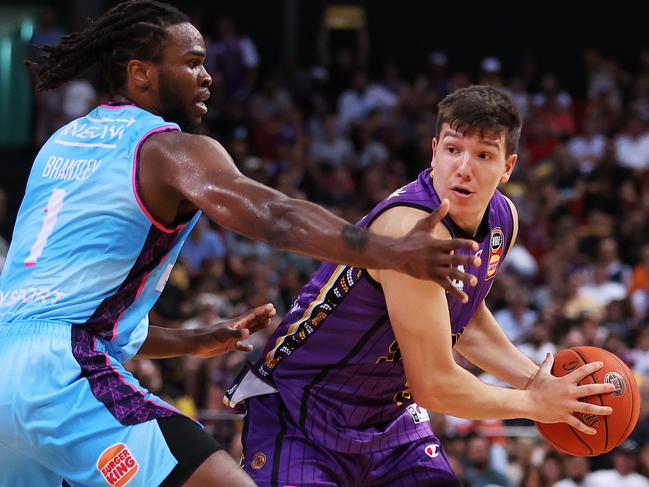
[2,7,649,487]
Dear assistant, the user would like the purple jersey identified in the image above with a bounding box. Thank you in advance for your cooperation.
[227,169,514,454]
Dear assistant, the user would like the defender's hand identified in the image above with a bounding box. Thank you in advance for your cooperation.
[192,304,276,357]
[395,199,480,302]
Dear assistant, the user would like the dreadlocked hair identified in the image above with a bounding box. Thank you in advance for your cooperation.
[26,0,188,94]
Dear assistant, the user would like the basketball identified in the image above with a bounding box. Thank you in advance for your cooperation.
[535,346,640,456]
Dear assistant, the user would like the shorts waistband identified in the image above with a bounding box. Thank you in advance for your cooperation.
[0,319,73,339]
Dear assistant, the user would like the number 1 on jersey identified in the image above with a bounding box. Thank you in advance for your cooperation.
[24,189,66,267]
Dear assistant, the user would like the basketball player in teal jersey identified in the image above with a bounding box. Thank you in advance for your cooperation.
[0,1,480,486]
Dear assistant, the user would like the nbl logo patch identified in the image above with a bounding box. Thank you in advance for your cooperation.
[485,227,504,280]
[97,443,139,486]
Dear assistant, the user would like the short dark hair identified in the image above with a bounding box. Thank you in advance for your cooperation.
[436,85,522,155]
[26,0,188,94]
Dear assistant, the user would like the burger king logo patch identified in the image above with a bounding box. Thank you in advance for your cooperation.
[486,227,504,280]
[97,443,138,486]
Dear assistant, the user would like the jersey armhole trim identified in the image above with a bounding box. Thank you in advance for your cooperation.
[361,202,452,290]
[132,126,183,234]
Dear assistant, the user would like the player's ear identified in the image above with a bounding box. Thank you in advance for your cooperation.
[500,153,518,184]
[430,138,438,168]
[126,59,156,89]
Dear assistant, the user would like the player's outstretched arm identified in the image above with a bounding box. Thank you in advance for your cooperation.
[372,206,615,435]
[139,132,479,301]
[134,304,275,359]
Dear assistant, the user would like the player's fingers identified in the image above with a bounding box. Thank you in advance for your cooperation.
[249,317,274,334]
[438,277,469,303]
[233,304,276,328]
[426,199,450,228]
[446,251,481,268]
[572,401,613,417]
[236,341,253,352]
[576,382,616,397]
[445,238,480,254]
[567,361,604,383]
[446,267,478,287]
[565,414,597,435]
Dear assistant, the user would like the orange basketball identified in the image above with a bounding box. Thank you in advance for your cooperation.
[535,346,640,456]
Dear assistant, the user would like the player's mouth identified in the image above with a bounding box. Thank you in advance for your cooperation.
[194,90,210,115]
[450,185,474,198]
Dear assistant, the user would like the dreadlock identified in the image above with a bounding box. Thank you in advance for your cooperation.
[26,0,188,94]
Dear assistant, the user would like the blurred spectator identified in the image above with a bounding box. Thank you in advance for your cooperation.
[180,216,226,278]
[27,7,66,145]
[519,321,558,365]
[555,455,592,487]
[308,114,354,167]
[337,70,397,132]
[585,440,649,486]
[479,56,504,88]
[61,79,97,122]
[615,115,649,171]
[205,18,259,101]
[463,435,511,487]
[493,288,538,343]
[542,452,565,486]
[578,262,628,310]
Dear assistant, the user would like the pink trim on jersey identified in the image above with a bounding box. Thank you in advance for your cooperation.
[109,269,151,342]
[100,103,137,110]
[131,125,186,234]
[96,336,181,415]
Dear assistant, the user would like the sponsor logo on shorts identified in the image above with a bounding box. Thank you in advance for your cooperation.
[251,452,267,470]
[97,443,138,487]
[406,403,430,424]
[605,372,626,396]
[424,444,439,458]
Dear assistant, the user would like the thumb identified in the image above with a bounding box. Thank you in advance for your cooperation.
[426,199,450,230]
[539,352,554,375]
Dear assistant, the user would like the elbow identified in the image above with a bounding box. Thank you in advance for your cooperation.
[409,380,456,414]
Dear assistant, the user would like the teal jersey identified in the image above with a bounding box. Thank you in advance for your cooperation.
[0,103,200,361]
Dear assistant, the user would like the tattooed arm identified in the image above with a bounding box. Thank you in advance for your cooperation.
[138,132,480,298]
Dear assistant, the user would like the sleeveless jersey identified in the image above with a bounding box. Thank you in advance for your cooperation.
[0,103,200,362]
[226,168,514,454]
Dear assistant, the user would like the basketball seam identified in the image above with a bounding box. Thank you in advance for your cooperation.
[574,348,609,454]
[553,350,593,456]
[566,424,594,456]
[609,353,636,443]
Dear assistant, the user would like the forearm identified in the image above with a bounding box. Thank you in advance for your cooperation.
[268,198,394,267]
[134,326,197,359]
[218,193,392,270]
[456,305,538,389]
[413,363,536,420]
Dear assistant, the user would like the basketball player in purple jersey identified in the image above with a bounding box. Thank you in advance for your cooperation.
[0,1,482,486]
[226,86,616,486]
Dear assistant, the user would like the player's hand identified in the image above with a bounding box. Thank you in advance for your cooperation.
[394,199,480,302]
[527,353,616,435]
[191,304,276,357]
